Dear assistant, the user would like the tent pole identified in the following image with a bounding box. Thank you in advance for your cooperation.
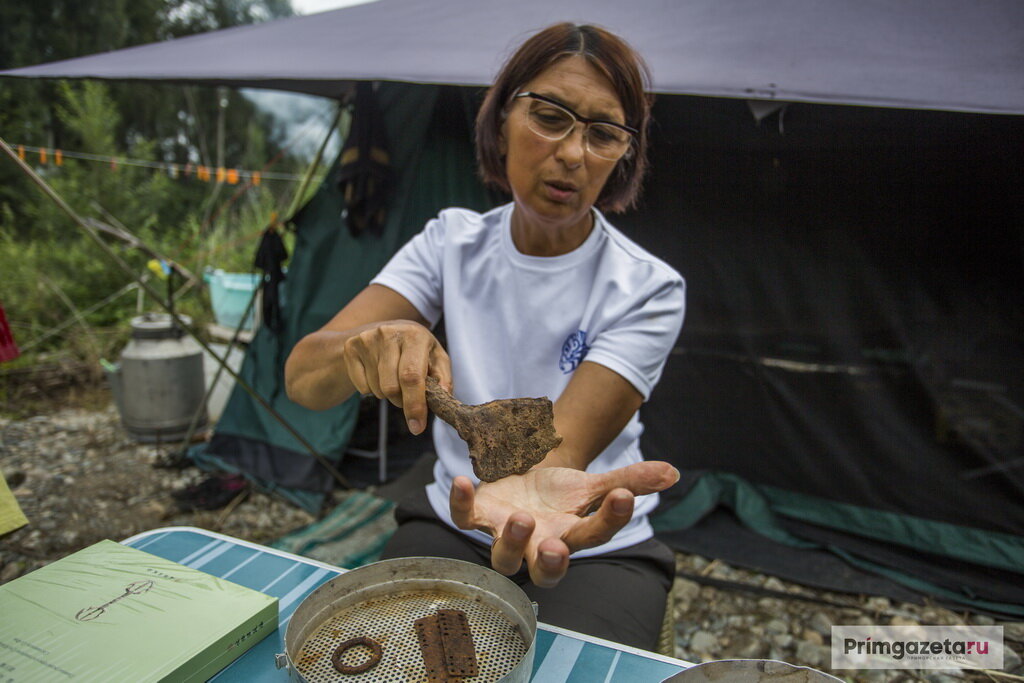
[39,274,104,367]
[20,280,140,352]
[0,134,352,491]
[176,281,260,452]
[283,103,343,223]
[90,200,198,287]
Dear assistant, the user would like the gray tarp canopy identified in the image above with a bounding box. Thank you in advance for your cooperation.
[2,0,1023,115]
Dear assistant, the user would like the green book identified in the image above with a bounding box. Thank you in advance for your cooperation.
[0,539,278,682]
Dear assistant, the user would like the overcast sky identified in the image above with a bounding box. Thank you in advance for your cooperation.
[242,0,380,161]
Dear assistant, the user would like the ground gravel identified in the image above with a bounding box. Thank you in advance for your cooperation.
[0,406,314,576]
[670,554,1023,682]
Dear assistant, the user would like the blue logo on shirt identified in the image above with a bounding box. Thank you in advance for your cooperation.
[559,330,590,374]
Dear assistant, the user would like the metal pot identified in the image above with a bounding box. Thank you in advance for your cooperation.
[276,557,537,683]
[107,313,207,443]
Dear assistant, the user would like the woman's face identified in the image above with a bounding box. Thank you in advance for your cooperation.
[500,55,626,241]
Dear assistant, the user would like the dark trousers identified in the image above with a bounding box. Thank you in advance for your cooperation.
[380,488,675,650]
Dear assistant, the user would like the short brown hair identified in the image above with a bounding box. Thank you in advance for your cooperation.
[475,23,653,213]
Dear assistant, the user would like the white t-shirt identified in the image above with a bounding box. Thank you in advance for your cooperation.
[371,202,686,556]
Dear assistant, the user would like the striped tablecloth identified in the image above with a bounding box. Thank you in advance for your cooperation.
[123,527,690,682]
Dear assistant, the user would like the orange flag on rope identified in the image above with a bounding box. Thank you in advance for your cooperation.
[216,167,226,183]
[39,149,47,164]
[226,169,239,185]
[55,150,63,166]
[17,146,25,161]
[252,171,261,186]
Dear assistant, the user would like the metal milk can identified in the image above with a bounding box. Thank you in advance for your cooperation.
[107,313,208,443]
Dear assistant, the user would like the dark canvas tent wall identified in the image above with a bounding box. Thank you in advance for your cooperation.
[621,97,1024,614]
[4,0,1023,613]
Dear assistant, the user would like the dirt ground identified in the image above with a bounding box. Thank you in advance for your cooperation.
[0,378,315,578]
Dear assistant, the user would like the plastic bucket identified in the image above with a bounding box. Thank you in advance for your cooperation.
[205,270,261,331]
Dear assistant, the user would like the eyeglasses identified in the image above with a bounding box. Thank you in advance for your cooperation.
[513,91,637,161]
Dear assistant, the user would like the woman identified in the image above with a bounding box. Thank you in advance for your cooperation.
[285,23,685,649]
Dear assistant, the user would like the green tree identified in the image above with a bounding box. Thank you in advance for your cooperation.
[0,0,298,234]
[0,0,305,359]
[4,81,178,342]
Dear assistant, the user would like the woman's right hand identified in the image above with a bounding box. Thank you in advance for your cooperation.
[285,284,448,433]
[342,319,452,435]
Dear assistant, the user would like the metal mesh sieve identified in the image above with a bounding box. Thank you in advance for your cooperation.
[295,589,527,682]
[281,557,537,683]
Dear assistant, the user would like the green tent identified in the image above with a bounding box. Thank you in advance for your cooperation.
[199,85,491,511]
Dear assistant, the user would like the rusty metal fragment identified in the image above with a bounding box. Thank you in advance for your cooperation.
[436,608,479,677]
[414,614,451,682]
[331,636,383,675]
[425,376,562,482]
[415,609,480,680]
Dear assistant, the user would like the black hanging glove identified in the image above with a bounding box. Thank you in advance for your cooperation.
[337,81,394,238]
[254,227,288,334]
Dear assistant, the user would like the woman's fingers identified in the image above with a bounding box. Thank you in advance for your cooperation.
[490,513,533,575]
[340,321,448,435]
[395,334,433,435]
[527,537,570,588]
[593,460,680,497]
[375,330,404,404]
[343,331,383,397]
[342,337,371,395]
[450,477,567,584]
[448,476,479,531]
[550,463,677,555]
[374,327,425,433]
[562,489,634,553]
[428,343,454,393]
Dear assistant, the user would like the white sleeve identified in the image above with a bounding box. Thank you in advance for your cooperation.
[584,274,686,400]
[370,217,446,326]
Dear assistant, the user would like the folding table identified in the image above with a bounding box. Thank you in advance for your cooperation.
[123,527,691,681]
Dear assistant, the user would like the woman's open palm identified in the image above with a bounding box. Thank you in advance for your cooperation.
[449,460,679,587]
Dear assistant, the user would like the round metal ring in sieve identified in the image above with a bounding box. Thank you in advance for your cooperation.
[331,636,383,675]
[295,588,528,682]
